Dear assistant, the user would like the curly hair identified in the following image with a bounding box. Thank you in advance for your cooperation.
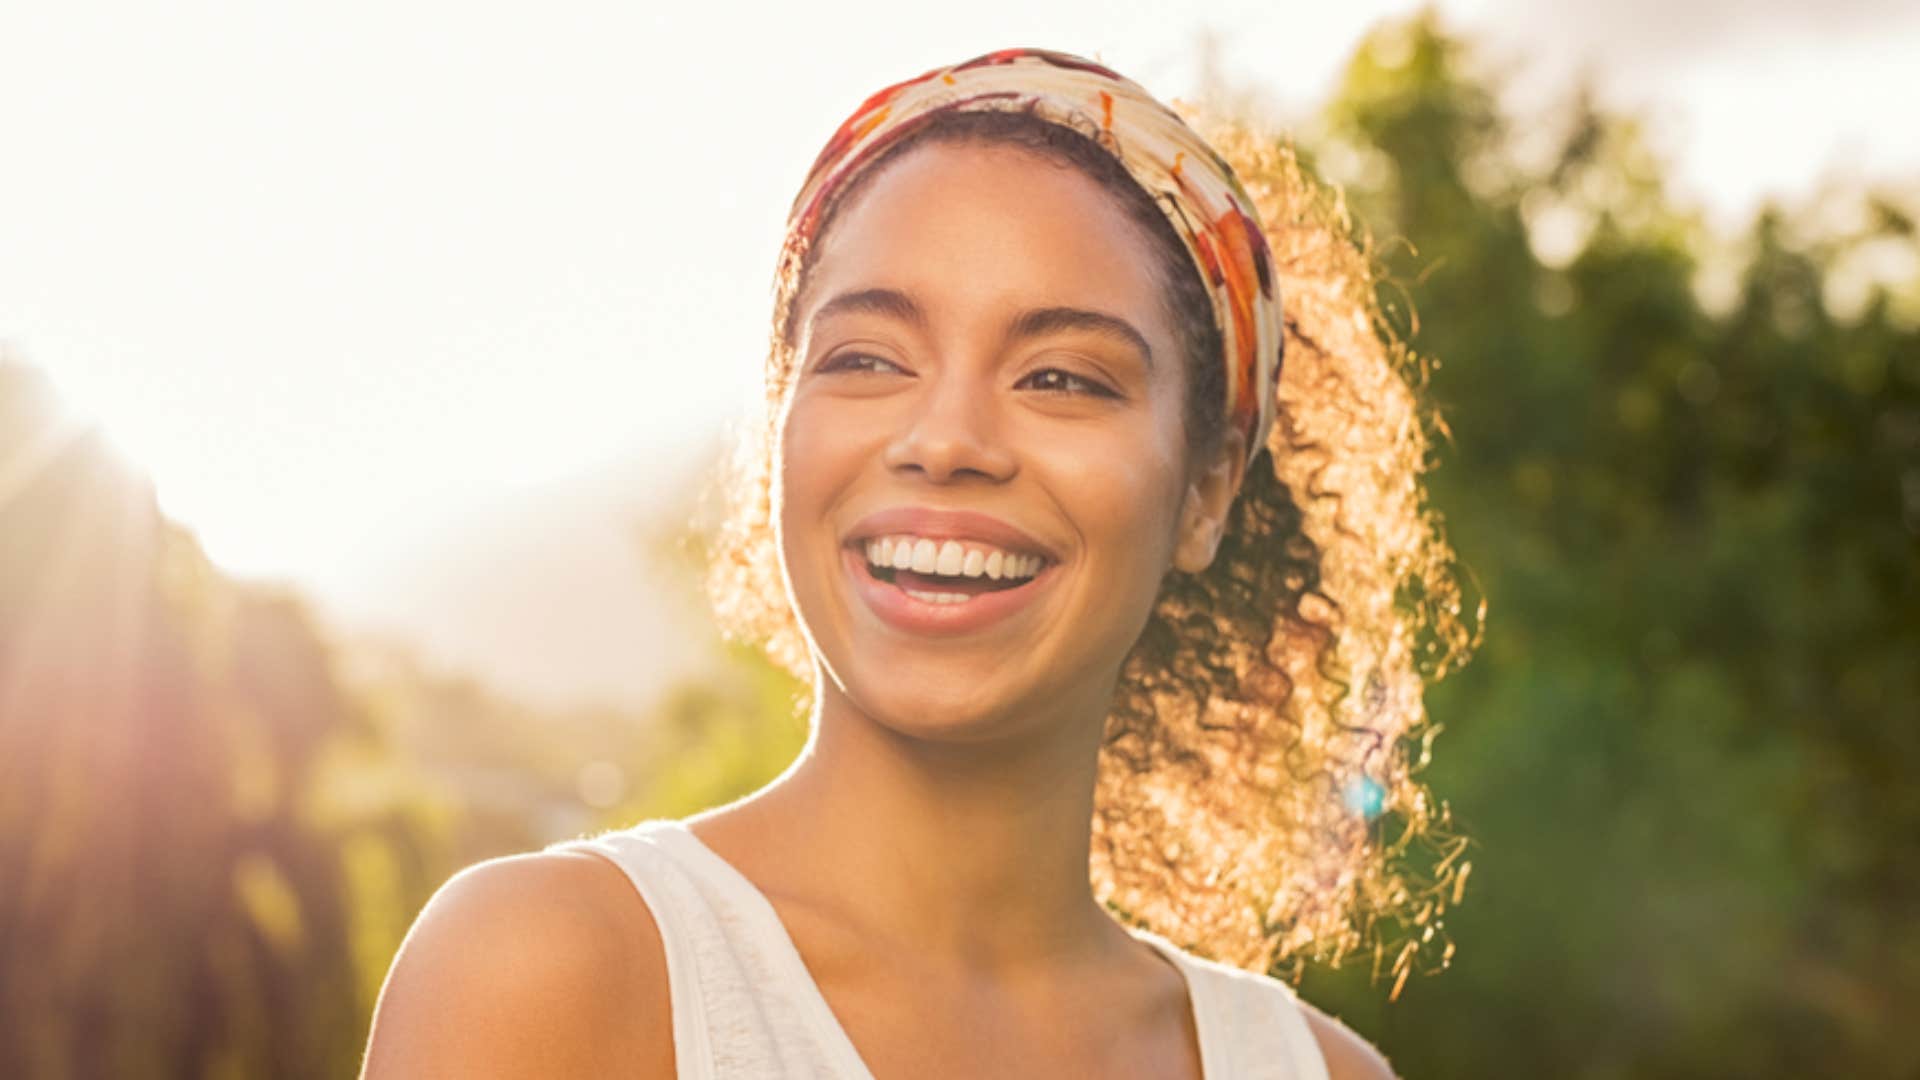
[703,103,1480,992]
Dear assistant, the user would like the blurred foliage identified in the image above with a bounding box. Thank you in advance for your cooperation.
[0,363,372,1078]
[1,12,1916,1077]
[1291,14,1920,1078]
[0,357,807,1079]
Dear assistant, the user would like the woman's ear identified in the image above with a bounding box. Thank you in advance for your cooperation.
[1173,428,1248,574]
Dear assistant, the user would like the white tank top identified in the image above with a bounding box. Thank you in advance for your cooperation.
[548,819,1331,1079]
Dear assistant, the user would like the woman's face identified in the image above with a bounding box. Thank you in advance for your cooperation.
[776,140,1240,744]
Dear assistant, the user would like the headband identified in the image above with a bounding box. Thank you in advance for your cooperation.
[781,47,1284,468]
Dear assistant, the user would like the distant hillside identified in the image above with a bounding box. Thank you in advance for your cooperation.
[314,432,733,712]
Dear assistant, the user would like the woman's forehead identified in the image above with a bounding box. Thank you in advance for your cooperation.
[801,141,1167,331]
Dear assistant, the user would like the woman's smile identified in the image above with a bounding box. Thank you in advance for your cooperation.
[840,505,1061,636]
[843,542,1057,635]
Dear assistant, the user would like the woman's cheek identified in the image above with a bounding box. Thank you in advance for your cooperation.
[1051,421,1181,535]
[775,400,843,621]
[778,394,846,511]
[1041,430,1182,628]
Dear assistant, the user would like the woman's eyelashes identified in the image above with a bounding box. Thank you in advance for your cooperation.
[817,351,906,376]
[816,351,1119,399]
[1016,367,1120,398]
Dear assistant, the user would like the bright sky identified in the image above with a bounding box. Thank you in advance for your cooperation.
[5,0,1917,603]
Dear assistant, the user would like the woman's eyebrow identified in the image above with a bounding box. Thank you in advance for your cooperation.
[809,288,928,333]
[1006,306,1153,369]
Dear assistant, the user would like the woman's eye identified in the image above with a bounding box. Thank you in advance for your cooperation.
[817,352,905,375]
[1019,367,1118,398]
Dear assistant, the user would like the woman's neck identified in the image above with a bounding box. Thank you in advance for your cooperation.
[696,684,1123,972]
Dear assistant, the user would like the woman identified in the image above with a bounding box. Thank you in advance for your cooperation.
[363,47,1471,1079]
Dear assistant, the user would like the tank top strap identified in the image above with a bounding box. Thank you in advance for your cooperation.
[546,820,873,1079]
[1135,936,1332,1080]
[546,823,722,1078]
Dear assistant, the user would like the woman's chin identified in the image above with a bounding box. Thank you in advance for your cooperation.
[882,700,1021,745]
[834,672,1043,746]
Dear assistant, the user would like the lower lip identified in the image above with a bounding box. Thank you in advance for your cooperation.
[844,546,1054,636]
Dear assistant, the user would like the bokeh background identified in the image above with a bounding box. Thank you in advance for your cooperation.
[3,2,1917,1077]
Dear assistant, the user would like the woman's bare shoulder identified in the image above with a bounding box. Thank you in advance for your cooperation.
[359,849,673,1080]
[1297,999,1398,1080]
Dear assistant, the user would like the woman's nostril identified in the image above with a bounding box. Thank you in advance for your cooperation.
[882,438,1017,483]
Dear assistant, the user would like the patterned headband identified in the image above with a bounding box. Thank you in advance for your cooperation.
[781,47,1284,468]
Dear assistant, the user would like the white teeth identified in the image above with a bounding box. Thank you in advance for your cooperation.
[861,534,1047,581]
[910,538,938,573]
[902,587,970,604]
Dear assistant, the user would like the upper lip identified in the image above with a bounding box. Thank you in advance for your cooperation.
[845,507,1057,562]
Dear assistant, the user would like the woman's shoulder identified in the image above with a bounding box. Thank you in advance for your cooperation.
[360,846,673,1079]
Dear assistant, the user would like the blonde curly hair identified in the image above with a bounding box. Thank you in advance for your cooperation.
[703,102,1480,994]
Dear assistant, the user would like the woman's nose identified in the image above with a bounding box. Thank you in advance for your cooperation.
[880,368,1017,484]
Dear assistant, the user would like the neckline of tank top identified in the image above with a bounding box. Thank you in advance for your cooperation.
[638,818,1223,1080]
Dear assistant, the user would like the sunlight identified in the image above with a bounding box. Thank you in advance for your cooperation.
[0,370,160,909]
[0,407,90,520]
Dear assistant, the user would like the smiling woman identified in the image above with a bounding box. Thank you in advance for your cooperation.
[361,47,1474,1080]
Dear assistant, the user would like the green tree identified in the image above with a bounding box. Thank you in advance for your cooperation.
[1296,13,1920,1077]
